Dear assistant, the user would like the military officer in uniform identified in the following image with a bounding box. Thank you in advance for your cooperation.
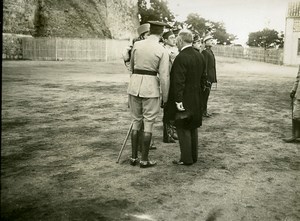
[162,30,179,143]
[283,65,300,143]
[122,23,150,69]
[192,34,203,53]
[128,21,170,168]
[202,35,217,117]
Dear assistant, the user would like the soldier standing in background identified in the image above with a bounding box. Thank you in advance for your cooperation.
[162,30,179,143]
[128,21,170,168]
[283,66,300,143]
[202,35,217,118]
[192,34,203,53]
[122,23,150,70]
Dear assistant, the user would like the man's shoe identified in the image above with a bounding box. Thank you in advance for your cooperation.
[140,160,156,168]
[163,135,176,143]
[129,158,139,166]
[149,143,157,150]
[203,112,212,118]
[283,137,297,143]
[171,131,178,140]
[172,160,193,166]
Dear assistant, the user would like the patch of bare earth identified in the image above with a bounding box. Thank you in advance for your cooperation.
[1,58,299,221]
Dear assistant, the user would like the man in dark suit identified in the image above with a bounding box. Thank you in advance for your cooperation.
[165,29,206,165]
[202,35,217,117]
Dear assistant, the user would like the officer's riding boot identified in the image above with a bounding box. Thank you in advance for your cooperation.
[149,139,157,150]
[283,119,298,143]
[137,130,144,152]
[130,130,139,166]
[140,132,156,168]
[295,119,300,140]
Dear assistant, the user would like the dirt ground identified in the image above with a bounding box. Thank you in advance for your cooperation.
[1,57,300,221]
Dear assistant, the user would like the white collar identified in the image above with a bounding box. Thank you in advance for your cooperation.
[181,44,192,51]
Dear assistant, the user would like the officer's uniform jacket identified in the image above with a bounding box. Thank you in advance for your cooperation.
[164,45,179,66]
[128,35,170,102]
[293,66,300,100]
[202,47,217,83]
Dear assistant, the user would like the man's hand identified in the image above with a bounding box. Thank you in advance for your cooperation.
[204,81,212,91]
[290,90,296,99]
[161,100,165,108]
[206,81,212,87]
[176,102,185,111]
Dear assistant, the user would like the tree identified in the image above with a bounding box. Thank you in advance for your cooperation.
[210,21,236,45]
[138,0,175,24]
[185,13,236,45]
[185,13,207,35]
[247,28,283,48]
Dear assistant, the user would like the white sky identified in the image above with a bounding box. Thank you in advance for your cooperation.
[166,0,292,44]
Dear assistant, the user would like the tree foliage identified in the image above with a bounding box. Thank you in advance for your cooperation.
[185,13,236,45]
[138,0,175,24]
[185,13,207,35]
[247,29,284,48]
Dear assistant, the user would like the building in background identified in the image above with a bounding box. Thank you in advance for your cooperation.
[284,1,300,65]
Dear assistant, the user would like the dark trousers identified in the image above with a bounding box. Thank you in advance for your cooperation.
[176,127,198,164]
[203,84,212,113]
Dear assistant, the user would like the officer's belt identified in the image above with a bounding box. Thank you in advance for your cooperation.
[133,69,157,76]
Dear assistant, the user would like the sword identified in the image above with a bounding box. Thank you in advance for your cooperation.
[116,121,133,163]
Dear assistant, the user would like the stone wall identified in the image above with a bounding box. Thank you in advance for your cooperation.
[3,0,37,35]
[3,0,140,60]
[3,0,139,39]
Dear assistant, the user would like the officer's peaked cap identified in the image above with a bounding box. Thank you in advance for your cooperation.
[137,23,150,36]
[203,35,214,42]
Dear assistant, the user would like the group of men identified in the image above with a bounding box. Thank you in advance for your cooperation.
[125,20,217,168]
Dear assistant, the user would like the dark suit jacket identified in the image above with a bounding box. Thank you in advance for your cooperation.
[202,47,217,83]
[165,46,206,129]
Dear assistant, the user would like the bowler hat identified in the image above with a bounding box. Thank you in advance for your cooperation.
[137,23,150,36]
[203,35,213,42]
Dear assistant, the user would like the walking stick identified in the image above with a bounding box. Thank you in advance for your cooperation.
[116,121,133,163]
[291,97,294,121]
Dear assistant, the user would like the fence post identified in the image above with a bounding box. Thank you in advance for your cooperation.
[105,39,108,62]
[55,38,58,61]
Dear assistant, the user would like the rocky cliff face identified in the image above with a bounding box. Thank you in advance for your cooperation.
[3,0,139,39]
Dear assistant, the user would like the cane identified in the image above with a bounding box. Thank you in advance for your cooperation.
[291,97,294,120]
[116,121,133,163]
